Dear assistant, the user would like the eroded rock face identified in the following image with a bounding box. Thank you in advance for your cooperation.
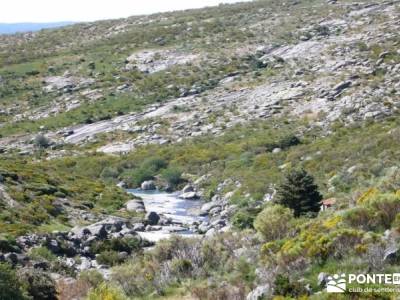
[43,76,95,92]
[125,49,198,73]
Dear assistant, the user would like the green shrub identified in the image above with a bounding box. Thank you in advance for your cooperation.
[29,246,57,262]
[125,168,154,187]
[273,274,307,298]
[161,167,183,188]
[141,157,167,172]
[50,260,76,277]
[18,268,57,300]
[0,263,26,300]
[265,134,301,151]
[278,135,301,148]
[367,194,400,229]
[86,283,127,300]
[342,207,375,230]
[90,237,141,255]
[232,208,257,229]
[0,239,18,253]
[254,204,294,241]
[170,258,193,277]
[34,134,50,149]
[111,260,152,296]
[79,270,105,287]
[96,250,125,266]
[234,257,256,284]
[100,167,119,181]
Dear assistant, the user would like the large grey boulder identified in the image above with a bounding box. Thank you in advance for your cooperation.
[85,224,107,238]
[4,253,28,266]
[209,206,222,215]
[182,184,194,193]
[201,201,219,214]
[69,227,91,239]
[198,222,210,233]
[145,211,160,225]
[4,253,18,265]
[180,192,199,199]
[133,223,145,231]
[141,180,156,190]
[126,199,145,213]
[97,217,126,234]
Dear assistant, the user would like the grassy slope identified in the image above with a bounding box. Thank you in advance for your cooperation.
[0,0,344,136]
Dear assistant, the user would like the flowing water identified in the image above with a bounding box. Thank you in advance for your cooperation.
[126,189,207,242]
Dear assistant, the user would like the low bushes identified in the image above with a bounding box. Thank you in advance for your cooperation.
[29,246,57,262]
[273,274,308,298]
[0,263,26,300]
[161,167,183,188]
[92,237,144,267]
[120,157,169,187]
[86,283,127,300]
[96,250,125,267]
[110,233,255,298]
[368,193,400,229]
[261,215,368,269]
[343,193,400,231]
[18,268,58,300]
[342,206,375,230]
[232,208,258,229]
[254,204,295,241]
[90,237,142,255]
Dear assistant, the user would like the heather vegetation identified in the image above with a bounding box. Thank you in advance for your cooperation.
[1,115,400,297]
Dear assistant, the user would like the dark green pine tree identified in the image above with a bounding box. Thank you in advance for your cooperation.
[275,168,322,217]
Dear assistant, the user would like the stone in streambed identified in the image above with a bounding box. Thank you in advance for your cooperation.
[141,180,156,190]
[145,211,160,225]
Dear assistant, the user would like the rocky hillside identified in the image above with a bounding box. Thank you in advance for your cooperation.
[0,0,400,299]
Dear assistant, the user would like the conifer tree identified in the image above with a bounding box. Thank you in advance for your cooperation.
[275,169,322,217]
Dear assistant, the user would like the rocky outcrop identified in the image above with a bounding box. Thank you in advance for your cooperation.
[43,75,95,92]
[125,49,199,73]
[126,199,145,213]
[141,180,156,190]
[6,216,153,278]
